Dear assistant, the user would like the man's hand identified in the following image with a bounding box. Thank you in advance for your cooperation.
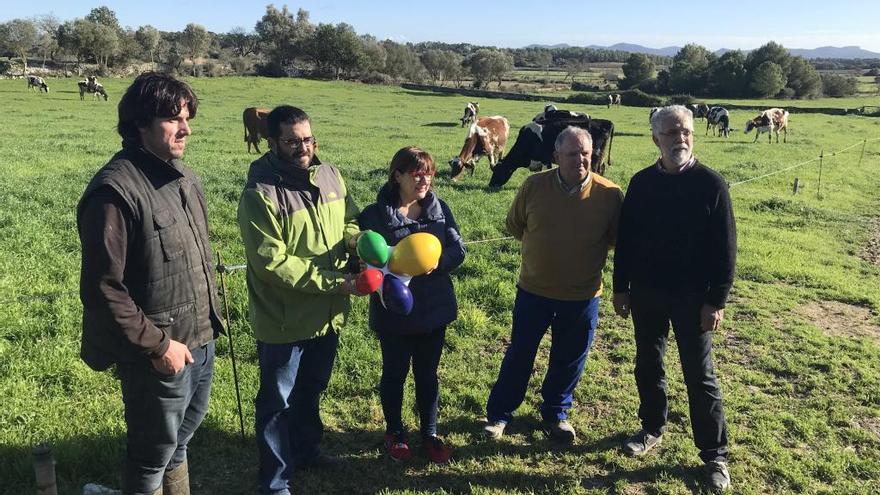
[338,273,367,297]
[151,339,193,375]
[700,304,724,332]
[347,231,363,252]
[613,292,631,319]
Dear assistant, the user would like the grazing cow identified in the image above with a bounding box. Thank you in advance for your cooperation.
[27,75,49,93]
[460,102,479,127]
[449,116,509,180]
[488,109,614,187]
[687,103,710,120]
[705,106,731,137]
[78,80,108,101]
[649,107,661,124]
[243,107,271,154]
[744,108,789,143]
[607,93,621,108]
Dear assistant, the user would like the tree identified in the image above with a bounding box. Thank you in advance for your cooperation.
[746,41,791,77]
[381,41,423,82]
[360,35,386,73]
[709,50,748,97]
[33,15,59,67]
[669,43,714,94]
[255,4,300,69]
[135,25,160,65]
[0,19,38,74]
[620,53,655,89]
[786,57,822,99]
[821,74,858,97]
[225,26,257,57]
[422,49,463,86]
[180,23,211,75]
[307,23,365,79]
[750,61,785,97]
[86,6,121,33]
[465,49,513,88]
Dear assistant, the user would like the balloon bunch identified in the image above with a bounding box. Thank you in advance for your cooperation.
[355,230,442,315]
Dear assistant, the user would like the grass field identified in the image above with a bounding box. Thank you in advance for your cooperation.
[1,76,879,494]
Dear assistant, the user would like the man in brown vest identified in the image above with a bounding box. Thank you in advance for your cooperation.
[77,72,223,495]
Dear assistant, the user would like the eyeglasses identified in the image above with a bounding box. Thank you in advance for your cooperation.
[658,129,693,138]
[278,136,316,147]
[409,171,434,182]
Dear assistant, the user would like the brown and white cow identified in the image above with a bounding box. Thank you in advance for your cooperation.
[744,108,789,143]
[460,102,479,127]
[27,75,49,92]
[449,116,509,180]
[78,80,108,101]
[607,93,621,108]
[243,107,271,153]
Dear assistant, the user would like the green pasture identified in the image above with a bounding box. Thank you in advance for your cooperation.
[1,77,879,494]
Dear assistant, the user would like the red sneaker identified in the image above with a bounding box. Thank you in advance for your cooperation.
[384,432,412,462]
[423,435,451,464]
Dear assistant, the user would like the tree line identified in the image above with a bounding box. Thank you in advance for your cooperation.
[0,5,871,98]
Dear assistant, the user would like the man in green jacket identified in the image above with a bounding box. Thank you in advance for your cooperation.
[237,105,364,495]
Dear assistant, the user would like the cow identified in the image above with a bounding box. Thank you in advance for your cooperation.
[449,116,509,181]
[488,109,614,188]
[78,80,108,101]
[649,107,661,124]
[745,108,789,143]
[243,107,271,154]
[607,93,621,108]
[706,106,731,137]
[687,103,710,120]
[27,75,49,93]
[460,102,479,127]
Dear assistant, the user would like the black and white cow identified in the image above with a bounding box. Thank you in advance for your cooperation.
[27,75,49,92]
[687,103,710,120]
[607,93,621,108]
[79,80,109,101]
[488,109,614,187]
[649,107,661,124]
[460,102,479,127]
[706,106,731,137]
[744,108,789,143]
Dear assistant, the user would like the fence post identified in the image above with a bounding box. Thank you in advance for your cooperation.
[792,177,799,194]
[857,139,867,169]
[217,252,246,443]
[817,149,824,199]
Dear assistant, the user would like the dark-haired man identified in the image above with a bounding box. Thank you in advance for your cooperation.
[237,105,363,495]
[77,72,223,495]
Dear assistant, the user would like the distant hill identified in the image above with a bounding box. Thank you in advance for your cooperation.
[524,43,880,59]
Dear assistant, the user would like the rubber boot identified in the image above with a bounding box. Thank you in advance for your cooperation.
[162,459,189,495]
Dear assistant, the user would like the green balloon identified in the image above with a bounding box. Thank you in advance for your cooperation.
[357,230,389,267]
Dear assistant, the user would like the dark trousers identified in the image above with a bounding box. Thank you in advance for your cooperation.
[630,287,729,463]
[486,287,599,424]
[117,340,215,495]
[255,332,339,495]
[378,327,446,438]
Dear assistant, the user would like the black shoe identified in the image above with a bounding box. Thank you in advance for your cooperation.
[542,419,576,444]
[622,429,663,456]
[705,460,731,492]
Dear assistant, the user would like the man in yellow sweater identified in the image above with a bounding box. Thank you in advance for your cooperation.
[484,126,623,443]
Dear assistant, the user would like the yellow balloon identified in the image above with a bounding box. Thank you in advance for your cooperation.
[388,232,442,277]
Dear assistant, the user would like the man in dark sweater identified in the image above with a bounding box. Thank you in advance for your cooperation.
[613,105,736,492]
[78,73,223,495]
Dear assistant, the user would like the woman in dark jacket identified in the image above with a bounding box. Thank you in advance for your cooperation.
[358,146,466,464]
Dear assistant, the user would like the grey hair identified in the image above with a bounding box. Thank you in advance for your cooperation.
[650,105,694,135]
[554,126,593,152]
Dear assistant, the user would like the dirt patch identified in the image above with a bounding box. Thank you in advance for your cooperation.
[797,300,880,342]
[860,217,880,266]
[854,417,880,441]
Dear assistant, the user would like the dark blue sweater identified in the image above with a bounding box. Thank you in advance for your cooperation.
[358,183,466,334]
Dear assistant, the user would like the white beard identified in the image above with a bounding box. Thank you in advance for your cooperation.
[666,148,692,167]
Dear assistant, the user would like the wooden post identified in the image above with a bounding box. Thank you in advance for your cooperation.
[218,252,246,443]
[857,139,867,169]
[817,149,824,199]
[792,177,799,194]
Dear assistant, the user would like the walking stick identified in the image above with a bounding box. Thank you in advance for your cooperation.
[217,251,246,443]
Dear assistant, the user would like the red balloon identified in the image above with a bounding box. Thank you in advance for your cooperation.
[356,268,384,294]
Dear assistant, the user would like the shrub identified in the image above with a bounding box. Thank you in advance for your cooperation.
[624,89,665,107]
[571,81,599,91]
[777,87,796,99]
[565,92,607,105]
[359,71,393,85]
[255,61,287,77]
[666,94,695,105]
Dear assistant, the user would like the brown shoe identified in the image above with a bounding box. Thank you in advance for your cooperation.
[162,459,189,495]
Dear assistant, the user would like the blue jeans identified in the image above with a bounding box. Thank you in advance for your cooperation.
[255,332,339,495]
[117,340,215,495]
[378,328,446,438]
[487,288,599,424]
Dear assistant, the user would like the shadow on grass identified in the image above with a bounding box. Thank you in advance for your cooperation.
[400,90,459,98]
[422,122,459,128]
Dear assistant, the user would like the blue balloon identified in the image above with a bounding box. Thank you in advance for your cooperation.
[382,274,413,315]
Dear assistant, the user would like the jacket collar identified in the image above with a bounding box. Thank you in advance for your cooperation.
[376,182,443,230]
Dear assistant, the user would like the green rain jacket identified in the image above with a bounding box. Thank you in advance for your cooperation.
[237,152,360,343]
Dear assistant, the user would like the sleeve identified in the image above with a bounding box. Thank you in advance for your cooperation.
[606,187,624,248]
[612,178,637,294]
[79,187,170,358]
[505,180,529,240]
[437,200,466,274]
[237,188,345,294]
[705,182,737,308]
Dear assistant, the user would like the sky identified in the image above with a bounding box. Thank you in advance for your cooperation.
[5,0,880,53]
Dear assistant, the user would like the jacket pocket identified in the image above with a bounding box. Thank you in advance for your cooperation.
[145,302,197,345]
[153,208,185,260]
